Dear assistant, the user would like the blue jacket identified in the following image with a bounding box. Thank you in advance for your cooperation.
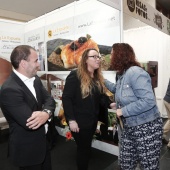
[105,66,160,127]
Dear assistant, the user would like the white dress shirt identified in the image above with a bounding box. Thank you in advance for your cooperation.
[13,69,37,100]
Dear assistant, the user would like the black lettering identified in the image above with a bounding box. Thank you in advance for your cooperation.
[136,0,139,6]
[144,5,147,11]
[138,8,141,15]
[136,7,141,15]
[136,7,147,19]
[136,7,138,14]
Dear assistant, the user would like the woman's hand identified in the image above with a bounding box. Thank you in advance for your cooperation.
[116,109,122,117]
[69,121,79,133]
[116,109,123,129]
[110,102,116,110]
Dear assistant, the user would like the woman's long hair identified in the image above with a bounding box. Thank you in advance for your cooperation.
[77,48,106,98]
[110,43,140,74]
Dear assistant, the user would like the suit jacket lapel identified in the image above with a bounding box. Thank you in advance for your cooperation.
[11,72,38,105]
[34,78,42,108]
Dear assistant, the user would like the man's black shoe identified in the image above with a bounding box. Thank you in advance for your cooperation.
[162,138,169,144]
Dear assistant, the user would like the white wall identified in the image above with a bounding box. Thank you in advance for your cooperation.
[0,19,24,32]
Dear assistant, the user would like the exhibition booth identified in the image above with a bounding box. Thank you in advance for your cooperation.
[0,0,170,156]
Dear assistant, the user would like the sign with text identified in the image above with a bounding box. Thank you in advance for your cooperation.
[46,7,120,71]
[124,0,170,35]
[25,28,45,71]
[0,32,23,61]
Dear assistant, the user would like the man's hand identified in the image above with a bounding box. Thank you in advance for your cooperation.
[26,111,49,129]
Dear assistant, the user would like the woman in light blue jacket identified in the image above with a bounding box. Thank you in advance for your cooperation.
[105,43,162,170]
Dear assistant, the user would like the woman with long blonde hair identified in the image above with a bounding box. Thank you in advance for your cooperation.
[62,48,109,170]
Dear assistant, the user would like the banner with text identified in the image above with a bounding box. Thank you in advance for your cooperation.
[46,7,120,71]
[124,0,170,35]
[25,28,45,71]
[0,32,23,61]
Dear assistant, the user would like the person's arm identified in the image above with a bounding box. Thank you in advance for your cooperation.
[164,79,170,102]
[62,71,79,132]
[104,79,116,93]
[0,86,35,130]
[62,71,78,122]
[26,77,56,129]
[36,76,56,113]
[121,68,156,117]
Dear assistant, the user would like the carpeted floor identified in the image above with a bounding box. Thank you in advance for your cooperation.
[0,129,118,170]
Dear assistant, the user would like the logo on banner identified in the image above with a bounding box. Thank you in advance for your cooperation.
[167,20,170,34]
[127,0,135,12]
[127,0,148,19]
[153,14,163,29]
[27,35,40,43]
[48,30,52,38]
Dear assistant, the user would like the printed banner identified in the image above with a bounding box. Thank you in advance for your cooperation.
[45,18,75,42]
[46,8,120,71]
[25,28,45,71]
[124,0,170,35]
[0,32,23,61]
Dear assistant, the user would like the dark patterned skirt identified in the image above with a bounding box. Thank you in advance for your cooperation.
[120,117,163,170]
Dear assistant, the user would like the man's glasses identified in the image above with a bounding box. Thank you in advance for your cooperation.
[88,55,101,59]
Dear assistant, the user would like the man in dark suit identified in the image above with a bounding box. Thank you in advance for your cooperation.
[0,45,55,170]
